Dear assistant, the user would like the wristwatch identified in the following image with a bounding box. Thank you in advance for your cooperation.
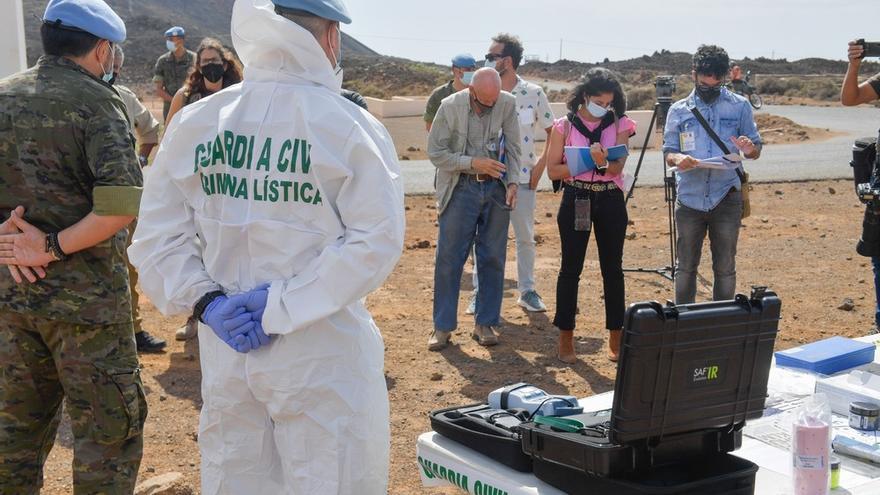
[44,232,69,261]
[193,290,225,323]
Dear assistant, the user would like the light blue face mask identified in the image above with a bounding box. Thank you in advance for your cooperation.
[166,40,176,52]
[461,71,475,85]
[100,43,115,83]
[484,60,497,70]
[586,100,610,118]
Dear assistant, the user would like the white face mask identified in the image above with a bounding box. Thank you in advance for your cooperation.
[328,25,343,86]
[586,100,610,118]
[166,40,176,52]
[100,43,115,83]
[484,60,497,71]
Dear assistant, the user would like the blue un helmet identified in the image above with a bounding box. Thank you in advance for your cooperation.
[42,0,126,43]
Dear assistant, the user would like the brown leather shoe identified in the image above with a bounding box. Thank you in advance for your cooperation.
[558,330,577,364]
[471,325,499,346]
[608,329,622,362]
[428,330,452,351]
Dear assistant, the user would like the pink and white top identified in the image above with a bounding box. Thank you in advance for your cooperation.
[553,114,637,189]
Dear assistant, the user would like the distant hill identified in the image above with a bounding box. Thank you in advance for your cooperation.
[22,0,378,86]
[518,49,880,82]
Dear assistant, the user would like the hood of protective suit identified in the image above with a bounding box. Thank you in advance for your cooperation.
[231,0,341,92]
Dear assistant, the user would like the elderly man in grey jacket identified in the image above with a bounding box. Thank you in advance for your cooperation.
[427,68,522,350]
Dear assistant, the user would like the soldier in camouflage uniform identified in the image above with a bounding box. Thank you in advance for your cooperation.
[0,1,146,493]
[154,26,196,122]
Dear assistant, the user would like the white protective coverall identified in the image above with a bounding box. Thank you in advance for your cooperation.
[128,0,405,493]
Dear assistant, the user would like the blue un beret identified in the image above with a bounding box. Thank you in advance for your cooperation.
[451,53,476,68]
[43,0,126,43]
[164,26,185,37]
[271,0,352,24]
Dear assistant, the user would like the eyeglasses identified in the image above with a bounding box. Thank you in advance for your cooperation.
[200,58,223,66]
[484,53,505,62]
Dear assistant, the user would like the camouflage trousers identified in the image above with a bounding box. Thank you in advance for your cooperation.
[0,312,147,495]
[127,221,143,333]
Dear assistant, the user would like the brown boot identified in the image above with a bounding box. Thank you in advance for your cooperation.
[558,330,577,364]
[608,329,622,362]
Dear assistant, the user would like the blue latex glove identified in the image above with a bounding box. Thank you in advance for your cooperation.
[202,293,257,352]
[224,287,268,336]
[226,287,272,352]
[231,322,272,353]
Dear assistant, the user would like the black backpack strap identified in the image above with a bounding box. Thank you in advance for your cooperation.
[689,106,746,182]
[567,112,614,145]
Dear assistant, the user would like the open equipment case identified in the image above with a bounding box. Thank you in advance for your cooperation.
[519,287,781,494]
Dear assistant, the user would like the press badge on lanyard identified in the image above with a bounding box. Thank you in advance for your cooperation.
[574,198,591,232]
[680,131,696,153]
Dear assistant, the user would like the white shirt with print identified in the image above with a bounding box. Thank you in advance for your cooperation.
[510,76,555,185]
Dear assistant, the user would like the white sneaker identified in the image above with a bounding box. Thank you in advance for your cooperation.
[175,316,199,341]
[517,290,547,312]
[465,291,477,315]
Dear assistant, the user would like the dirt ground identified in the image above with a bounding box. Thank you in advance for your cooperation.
[38,175,877,494]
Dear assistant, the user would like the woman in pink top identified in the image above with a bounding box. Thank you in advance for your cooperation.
[545,68,636,364]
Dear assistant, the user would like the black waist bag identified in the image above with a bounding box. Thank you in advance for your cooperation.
[429,403,532,472]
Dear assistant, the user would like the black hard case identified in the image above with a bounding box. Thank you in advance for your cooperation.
[429,403,532,472]
[533,453,758,495]
[521,290,780,478]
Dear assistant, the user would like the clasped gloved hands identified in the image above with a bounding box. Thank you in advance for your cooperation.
[201,286,272,353]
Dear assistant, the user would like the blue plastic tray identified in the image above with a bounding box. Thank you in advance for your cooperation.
[775,336,875,375]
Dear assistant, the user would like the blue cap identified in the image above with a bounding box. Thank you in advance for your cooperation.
[42,0,126,43]
[451,53,476,68]
[271,0,352,24]
[164,26,185,38]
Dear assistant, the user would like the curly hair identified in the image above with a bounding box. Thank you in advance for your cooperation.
[183,38,243,100]
[566,68,627,118]
[693,45,730,79]
[492,33,524,69]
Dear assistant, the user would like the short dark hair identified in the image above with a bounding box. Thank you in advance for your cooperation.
[693,45,730,79]
[492,33,524,69]
[567,67,627,117]
[40,23,101,58]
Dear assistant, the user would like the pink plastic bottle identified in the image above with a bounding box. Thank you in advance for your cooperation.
[792,394,831,495]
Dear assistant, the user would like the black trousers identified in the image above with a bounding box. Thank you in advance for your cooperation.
[553,185,628,331]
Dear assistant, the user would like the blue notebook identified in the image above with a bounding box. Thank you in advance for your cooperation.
[775,336,875,375]
[565,145,629,177]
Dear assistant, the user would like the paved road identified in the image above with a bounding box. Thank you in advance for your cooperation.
[400,104,880,194]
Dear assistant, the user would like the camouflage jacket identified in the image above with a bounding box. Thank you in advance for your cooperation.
[153,49,196,96]
[0,56,143,325]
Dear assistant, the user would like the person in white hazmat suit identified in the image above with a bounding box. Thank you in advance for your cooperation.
[127,0,405,492]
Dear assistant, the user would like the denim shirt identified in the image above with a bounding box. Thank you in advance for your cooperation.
[662,88,761,212]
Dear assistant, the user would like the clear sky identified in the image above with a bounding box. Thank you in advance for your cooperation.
[343,0,877,66]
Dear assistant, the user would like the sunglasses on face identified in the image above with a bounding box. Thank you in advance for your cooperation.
[484,53,506,62]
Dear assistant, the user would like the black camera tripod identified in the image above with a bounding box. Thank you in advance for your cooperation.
[622,101,677,281]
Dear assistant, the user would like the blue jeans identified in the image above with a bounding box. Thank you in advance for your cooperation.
[434,177,511,331]
[873,257,880,328]
[674,190,743,304]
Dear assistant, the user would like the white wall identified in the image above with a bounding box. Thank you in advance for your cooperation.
[0,0,27,79]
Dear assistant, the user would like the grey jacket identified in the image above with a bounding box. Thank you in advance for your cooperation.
[427,89,522,213]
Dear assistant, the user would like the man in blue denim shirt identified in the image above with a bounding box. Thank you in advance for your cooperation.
[663,45,762,304]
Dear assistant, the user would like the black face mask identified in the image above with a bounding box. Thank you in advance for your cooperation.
[472,93,495,112]
[695,79,722,104]
[201,63,225,84]
[108,72,118,86]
